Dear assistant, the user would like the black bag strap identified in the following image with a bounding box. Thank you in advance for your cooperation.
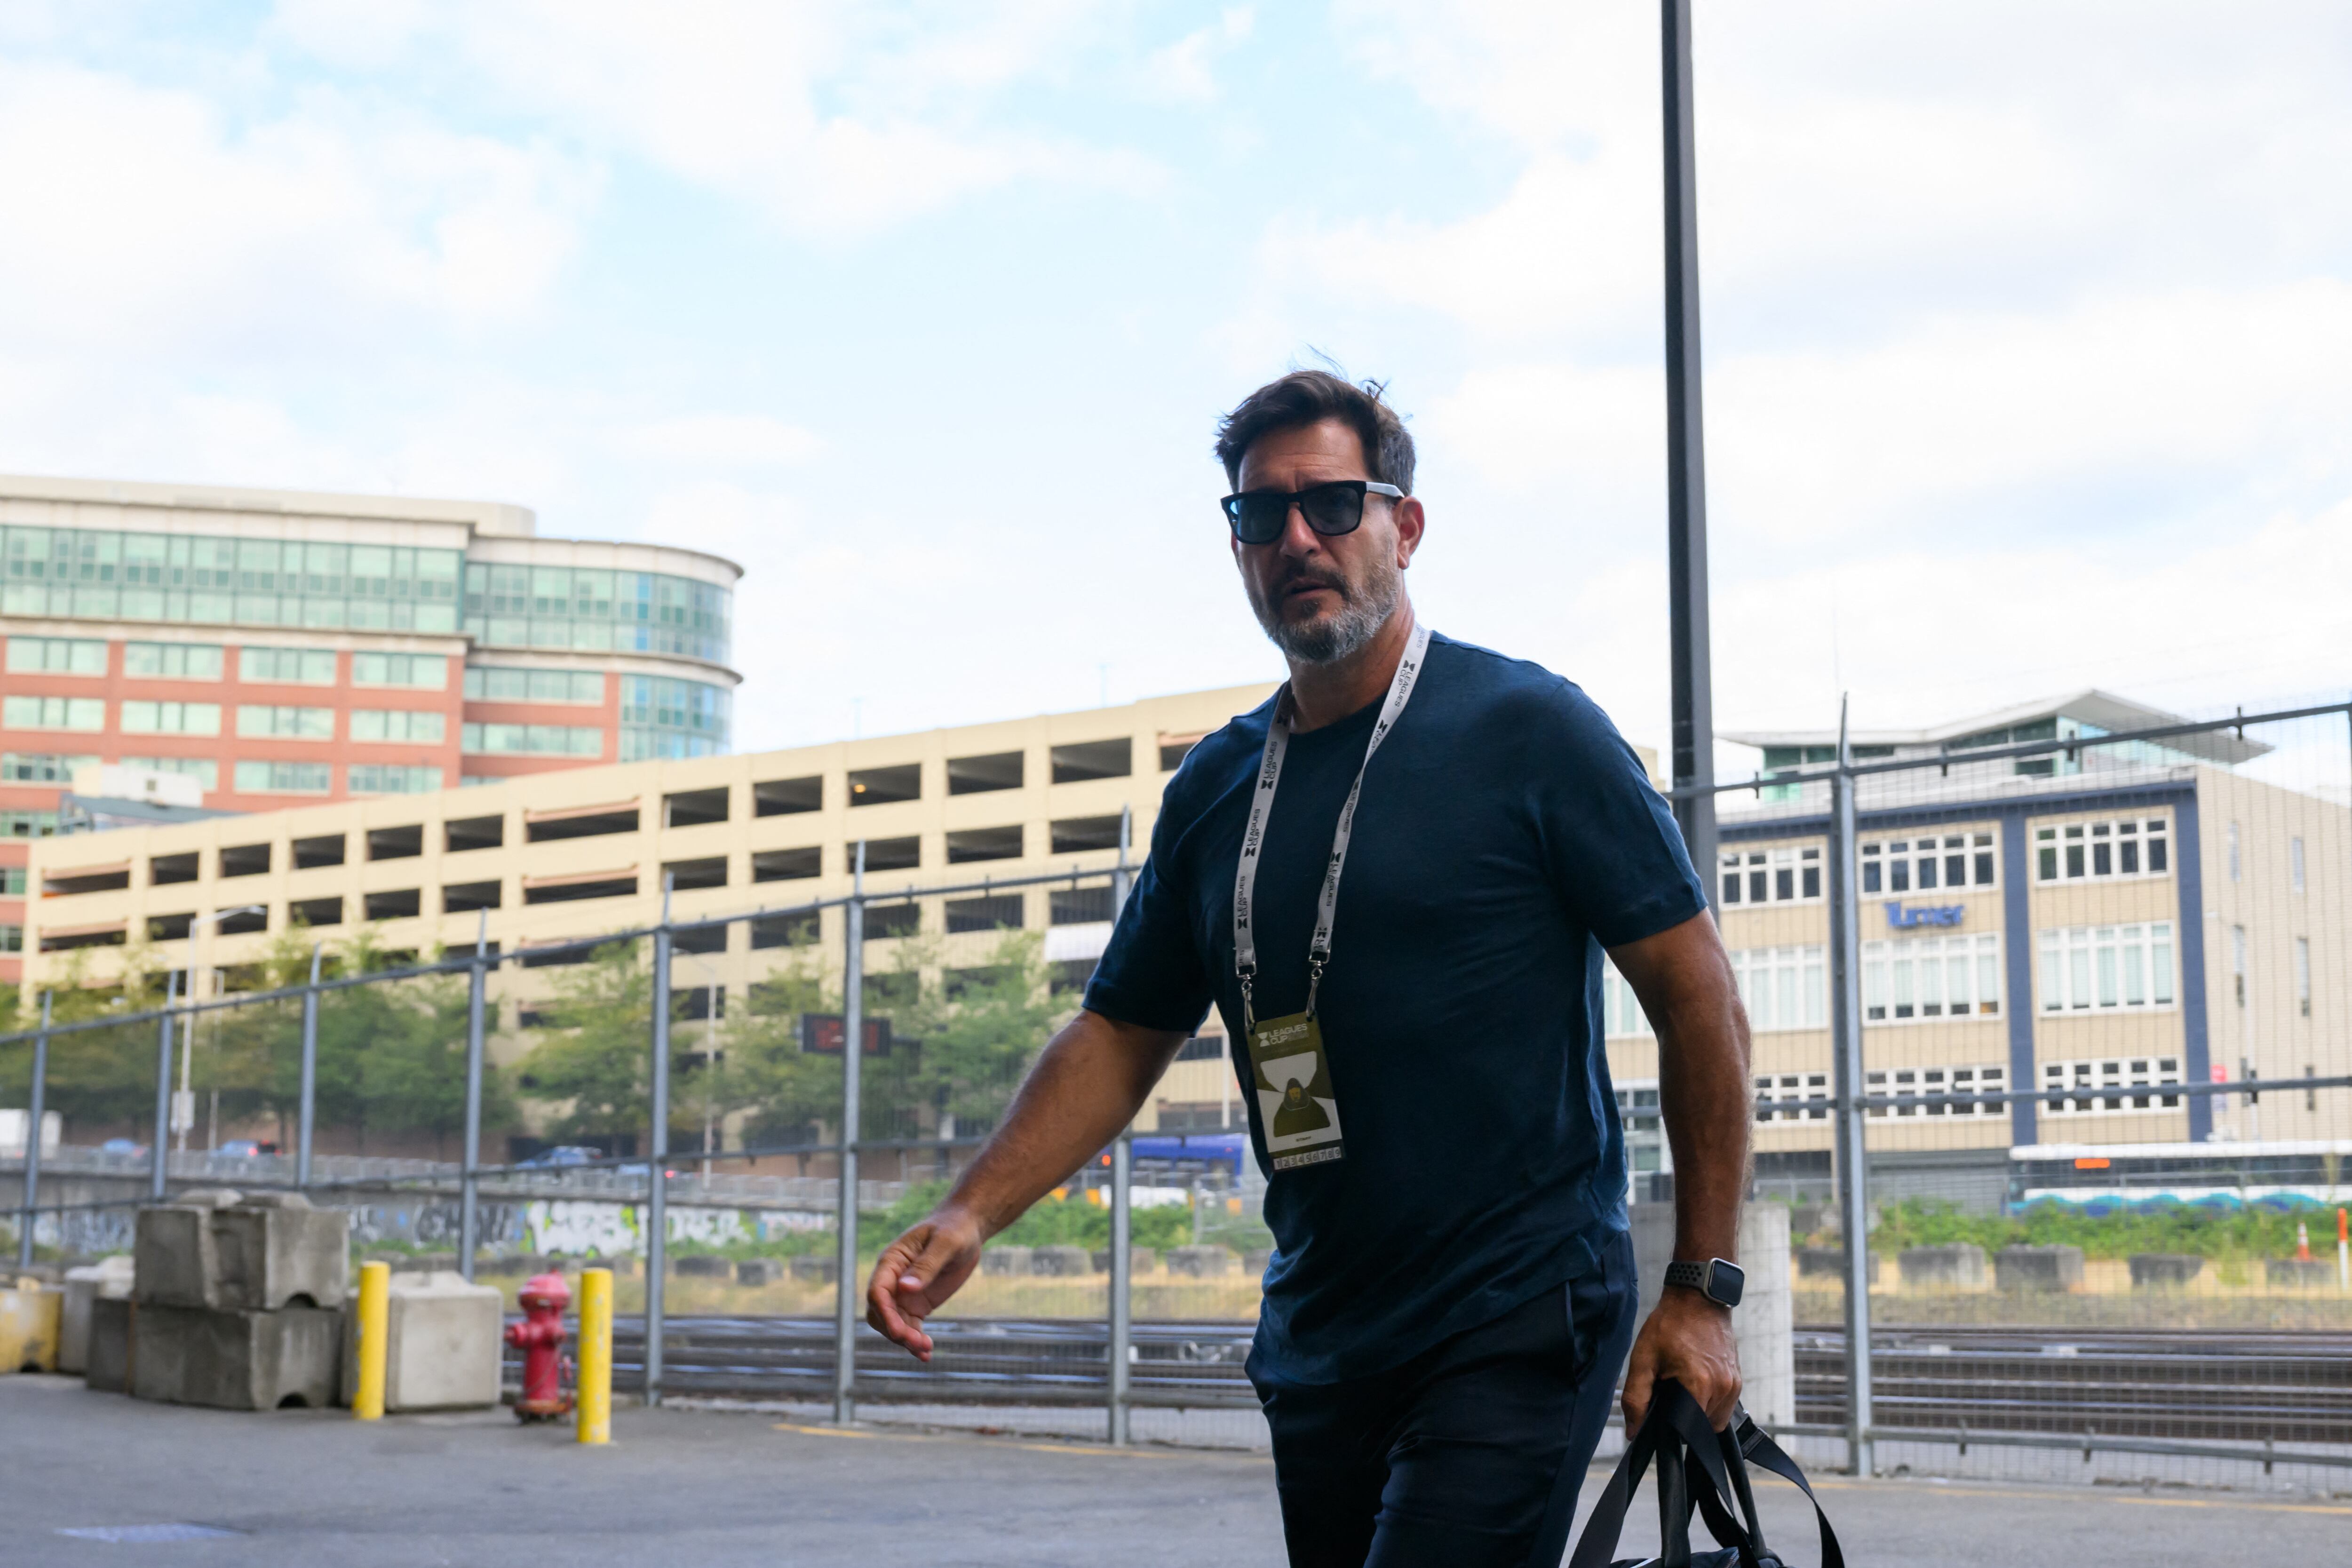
[1566,1384,1846,1568]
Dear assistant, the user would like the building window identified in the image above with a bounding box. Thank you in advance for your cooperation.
[351,652,448,688]
[350,709,447,744]
[1,811,61,838]
[349,764,445,795]
[233,760,332,795]
[120,700,222,736]
[1862,832,1995,894]
[0,868,23,895]
[462,564,731,665]
[463,666,604,703]
[237,704,334,740]
[119,756,219,790]
[1865,1064,2007,1119]
[1863,932,2002,1021]
[618,675,731,761]
[461,722,604,756]
[238,646,338,685]
[1601,957,1651,1039]
[2037,923,2175,1012]
[0,923,21,954]
[2296,936,2312,1019]
[124,642,224,679]
[2,752,99,784]
[2290,836,2305,893]
[2041,1056,2183,1114]
[4,695,106,732]
[2033,817,2169,882]
[6,636,107,675]
[1754,1074,1830,1122]
[1717,844,1822,906]
[1,525,460,633]
[1730,945,1827,1032]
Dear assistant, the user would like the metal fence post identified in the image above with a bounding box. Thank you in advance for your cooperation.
[296,946,320,1192]
[835,841,867,1425]
[1107,825,1135,1445]
[1108,1130,1132,1446]
[459,911,488,1283]
[1826,699,1874,1477]
[151,971,178,1201]
[15,993,51,1270]
[647,875,675,1408]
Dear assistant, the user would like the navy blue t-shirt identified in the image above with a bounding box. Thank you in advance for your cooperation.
[1084,633,1705,1383]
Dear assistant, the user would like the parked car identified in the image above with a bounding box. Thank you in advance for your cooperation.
[516,1145,601,1169]
[99,1137,147,1158]
[212,1139,269,1158]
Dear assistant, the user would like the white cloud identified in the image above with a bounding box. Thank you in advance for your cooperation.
[1140,7,1254,105]
[268,0,1157,239]
[620,414,822,469]
[0,60,591,358]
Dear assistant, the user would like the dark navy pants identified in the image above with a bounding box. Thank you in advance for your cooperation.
[1248,1228,1638,1568]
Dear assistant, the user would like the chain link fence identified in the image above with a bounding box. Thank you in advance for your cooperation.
[7,698,2350,1483]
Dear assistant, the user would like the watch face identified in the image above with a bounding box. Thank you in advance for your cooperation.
[1709,1260,1746,1308]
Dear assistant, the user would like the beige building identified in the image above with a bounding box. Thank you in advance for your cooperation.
[20,682,1289,1145]
[1604,691,2351,1203]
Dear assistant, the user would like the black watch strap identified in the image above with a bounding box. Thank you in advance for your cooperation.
[1664,1258,1744,1308]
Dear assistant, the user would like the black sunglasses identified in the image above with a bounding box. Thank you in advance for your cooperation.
[1220,479,1405,545]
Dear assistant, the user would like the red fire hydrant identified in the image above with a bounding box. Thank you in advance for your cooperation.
[506,1270,575,1422]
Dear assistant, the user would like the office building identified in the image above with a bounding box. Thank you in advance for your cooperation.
[1,473,741,983]
[1604,691,2349,1202]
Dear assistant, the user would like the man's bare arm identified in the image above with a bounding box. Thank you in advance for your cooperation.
[1608,908,1753,1429]
[865,1009,1187,1360]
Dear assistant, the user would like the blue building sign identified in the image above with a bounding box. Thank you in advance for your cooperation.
[1886,902,1964,929]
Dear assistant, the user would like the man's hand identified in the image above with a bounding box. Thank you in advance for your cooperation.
[865,1205,985,1361]
[1621,1286,1741,1432]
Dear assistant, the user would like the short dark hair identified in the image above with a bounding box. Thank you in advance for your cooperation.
[1214,371,1415,495]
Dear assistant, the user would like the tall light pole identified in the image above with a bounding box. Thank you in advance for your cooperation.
[1663,0,1717,882]
[177,905,264,1152]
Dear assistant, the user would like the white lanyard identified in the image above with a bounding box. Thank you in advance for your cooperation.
[1232,621,1433,1033]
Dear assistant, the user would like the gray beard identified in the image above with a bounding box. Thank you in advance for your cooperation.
[1255,554,1403,665]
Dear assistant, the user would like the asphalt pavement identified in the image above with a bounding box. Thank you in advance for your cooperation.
[2,1374,2344,1567]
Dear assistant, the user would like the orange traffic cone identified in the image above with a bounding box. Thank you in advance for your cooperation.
[2296,1221,2312,1263]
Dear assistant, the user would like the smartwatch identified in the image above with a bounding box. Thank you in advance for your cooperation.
[1664,1258,1745,1309]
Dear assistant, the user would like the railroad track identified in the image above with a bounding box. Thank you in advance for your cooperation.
[1795,1325,2352,1446]
[510,1316,2352,1446]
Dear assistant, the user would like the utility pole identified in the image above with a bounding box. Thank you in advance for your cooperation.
[1662,0,1717,882]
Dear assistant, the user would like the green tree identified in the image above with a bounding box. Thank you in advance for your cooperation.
[516,940,655,1142]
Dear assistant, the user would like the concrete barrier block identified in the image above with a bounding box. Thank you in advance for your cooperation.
[1029,1245,1092,1277]
[2267,1258,2335,1289]
[2129,1253,2206,1289]
[980,1246,1033,1277]
[1631,1201,1796,1428]
[210,1198,350,1310]
[132,1304,342,1410]
[1164,1246,1235,1278]
[673,1254,731,1278]
[735,1258,782,1286]
[789,1254,838,1283]
[133,1205,220,1308]
[1244,1249,1274,1276]
[340,1272,501,1411]
[59,1256,136,1374]
[1898,1244,1987,1290]
[1090,1247,1158,1274]
[1796,1247,1879,1285]
[85,1298,132,1392]
[1994,1245,2084,1293]
[1,1283,63,1372]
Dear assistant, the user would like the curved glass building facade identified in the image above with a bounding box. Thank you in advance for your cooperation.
[462,563,729,663]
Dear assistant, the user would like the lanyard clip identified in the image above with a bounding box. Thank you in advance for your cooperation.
[1305,954,1327,1020]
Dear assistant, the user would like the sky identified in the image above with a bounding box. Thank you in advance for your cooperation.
[2,1,2349,773]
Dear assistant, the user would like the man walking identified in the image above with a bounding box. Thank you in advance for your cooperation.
[869,371,1753,1566]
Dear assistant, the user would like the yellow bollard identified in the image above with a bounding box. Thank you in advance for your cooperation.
[576,1266,611,1445]
[352,1261,389,1420]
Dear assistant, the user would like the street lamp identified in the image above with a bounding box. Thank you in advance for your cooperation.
[175,905,265,1152]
